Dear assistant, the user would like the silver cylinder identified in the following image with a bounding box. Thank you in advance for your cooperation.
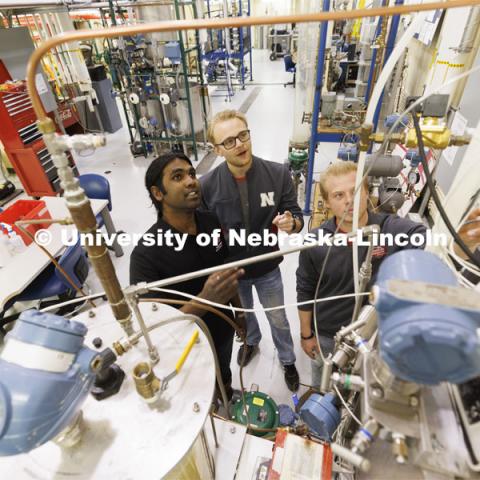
[357,305,377,341]
[176,82,206,136]
[320,357,333,393]
[134,1,177,61]
[458,6,480,53]
[366,154,403,177]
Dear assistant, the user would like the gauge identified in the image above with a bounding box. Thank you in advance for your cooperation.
[408,171,419,185]
[128,92,140,104]
[159,93,170,105]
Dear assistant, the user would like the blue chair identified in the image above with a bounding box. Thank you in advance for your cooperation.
[78,173,112,228]
[78,173,124,257]
[0,241,89,332]
[283,54,296,88]
[16,240,89,303]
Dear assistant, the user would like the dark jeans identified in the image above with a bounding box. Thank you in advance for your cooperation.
[203,314,234,388]
[311,335,335,388]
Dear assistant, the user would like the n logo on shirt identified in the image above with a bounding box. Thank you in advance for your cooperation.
[260,191,275,207]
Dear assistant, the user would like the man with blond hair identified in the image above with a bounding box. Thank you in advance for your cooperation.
[298,161,480,387]
[201,109,303,392]
[296,160,428,388]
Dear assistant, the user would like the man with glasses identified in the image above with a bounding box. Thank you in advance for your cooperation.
[201,110,303,392]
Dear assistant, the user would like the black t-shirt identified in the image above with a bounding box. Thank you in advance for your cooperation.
[130,210,234,339]
[235,177,250,236]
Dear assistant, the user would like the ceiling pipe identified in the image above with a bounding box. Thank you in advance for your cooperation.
[0,0,172,9]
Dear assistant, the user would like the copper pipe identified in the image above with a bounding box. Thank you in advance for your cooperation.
[137,298,245,340]
[64,200,132,328]
[27,0,480,119]
[14,223,96,308]
[15,218,73,226]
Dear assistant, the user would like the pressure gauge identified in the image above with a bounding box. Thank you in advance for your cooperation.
[129,93,140,105]
[159,93,170,105]
[408,171,419,185]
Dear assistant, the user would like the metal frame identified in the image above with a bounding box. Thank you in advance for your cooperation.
[303,0,402,213]
[204,0,253,97]
[371,0,403,133]
[99,0,209,161]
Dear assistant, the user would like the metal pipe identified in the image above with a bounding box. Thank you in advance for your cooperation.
[458,6,480,52]
[137,223,405,292]
[27,0,480,119]
[39,127,133,335]
[144,231,367,291]
[304,15,328,208]
[351,225,379,323]
[330,442,371,472]
[0,1,68,7]
[352,9,430,295]
[128,294,160,364]
[0,0,172,8]
[371,0,404,133]
[304,0,330,215]
[336,305,376,340]
[365,0,388,104]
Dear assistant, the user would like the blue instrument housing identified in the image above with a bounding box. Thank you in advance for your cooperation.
[0,310,98,456]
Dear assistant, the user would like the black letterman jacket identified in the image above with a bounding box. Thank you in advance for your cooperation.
[200,156,304,278]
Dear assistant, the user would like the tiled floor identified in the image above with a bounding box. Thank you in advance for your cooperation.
[70,49,340,408]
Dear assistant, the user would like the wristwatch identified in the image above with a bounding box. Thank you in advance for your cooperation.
[301,331,315,340]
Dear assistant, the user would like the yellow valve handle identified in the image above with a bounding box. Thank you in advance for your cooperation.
[175,330,199,374]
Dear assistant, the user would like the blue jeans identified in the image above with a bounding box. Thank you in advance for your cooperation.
[311,335,335,389]
[238,267,296,366]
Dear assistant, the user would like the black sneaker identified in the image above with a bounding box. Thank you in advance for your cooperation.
[284,364,300,392]
[237,344,258,366]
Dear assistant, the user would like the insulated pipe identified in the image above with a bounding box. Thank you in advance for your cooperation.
[222,0,234,101]
[0,0,78,6]
[371,0,404,133]
[39,127,133,335]
[429,6,480,107]
[351,7,430,295]
[304,0,330,215]
[70,0,172,7]
[365,5,386,104]
[458,6,480,52]
[0,0,172,7]
[351,224,379,323]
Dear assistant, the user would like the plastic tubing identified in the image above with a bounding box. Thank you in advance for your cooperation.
[351,6,431,293]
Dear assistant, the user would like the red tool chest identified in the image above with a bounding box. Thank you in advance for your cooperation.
[0,60,78,197]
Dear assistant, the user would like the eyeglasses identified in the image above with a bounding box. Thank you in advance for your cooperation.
[215,130,250,150]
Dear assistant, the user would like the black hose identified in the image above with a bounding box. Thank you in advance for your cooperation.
[411,112,480,268]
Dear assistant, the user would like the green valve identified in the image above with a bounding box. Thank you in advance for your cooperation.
[231,391,280,437]
[288,149,308,171]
